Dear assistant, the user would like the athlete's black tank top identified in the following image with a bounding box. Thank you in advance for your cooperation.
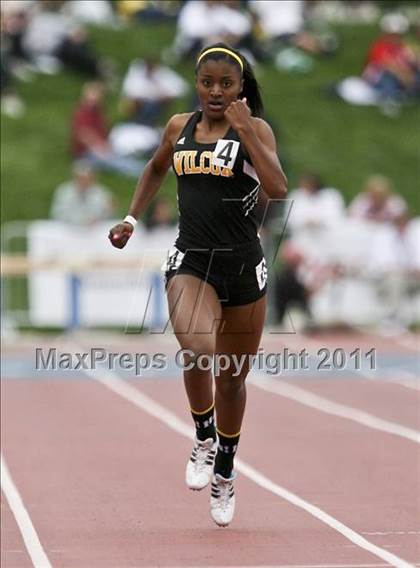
[173,111,261,251]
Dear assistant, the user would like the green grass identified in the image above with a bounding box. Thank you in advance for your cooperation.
[2,21,420,227]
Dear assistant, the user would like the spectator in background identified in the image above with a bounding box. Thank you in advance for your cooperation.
[144,197,176,231]
[274,241,311,325]
[363,13,420,104]
[1,10,26,118]
[61,0,117,28]
[286,172,345,234]
[143,197,178,244]
[120,56,188,125]
[71,82,144,177]
[22,0,103,77]
[50,161,114,225]
[250,0,304,43]
[349,175,407,224]
[369,210,420,331]
[116,0,180,23]
[1,58,26,118]
[168,0,254,62]
[249,0,337,56]
[1,1,34,74]
[274,240,338,326]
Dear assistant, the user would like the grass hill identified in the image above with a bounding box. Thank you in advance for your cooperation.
[2,21,419,225]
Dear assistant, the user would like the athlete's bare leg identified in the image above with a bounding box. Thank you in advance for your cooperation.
[166,274,222,412]
[215,295,266,434]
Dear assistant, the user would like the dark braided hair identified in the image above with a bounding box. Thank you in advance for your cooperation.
[195,43,264,118]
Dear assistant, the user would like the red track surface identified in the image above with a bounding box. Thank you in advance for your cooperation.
[1,333,419,567]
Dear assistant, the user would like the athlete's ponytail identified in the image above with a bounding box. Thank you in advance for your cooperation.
[240,55,264,118]
[196,43,264,118]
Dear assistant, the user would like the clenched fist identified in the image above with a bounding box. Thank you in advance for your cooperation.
[108,222,134,249]
[224,97,251,132]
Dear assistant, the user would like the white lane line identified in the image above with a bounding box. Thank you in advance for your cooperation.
[248,374,420,445]
[354,365,420,392]
[77,362,415,568]
[1,454,52,568]
[383,370,420,392]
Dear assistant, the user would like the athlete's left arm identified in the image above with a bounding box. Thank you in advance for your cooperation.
[224,99,287,198]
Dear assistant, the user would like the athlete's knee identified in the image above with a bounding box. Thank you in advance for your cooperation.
[179,337,216,367]
[215,375,246,397]
[216,357,252,383]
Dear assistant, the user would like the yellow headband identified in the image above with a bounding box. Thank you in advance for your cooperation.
[197,47,244,72]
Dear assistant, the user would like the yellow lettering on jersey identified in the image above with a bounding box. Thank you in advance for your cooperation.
[174,150,234,177]
[182,151,190,173]
[173,152,184,176]
[200,151,211,174]
[190,151,201,174]
[184,151,196,174]
[210,158,221,176]
[221,167,233,177]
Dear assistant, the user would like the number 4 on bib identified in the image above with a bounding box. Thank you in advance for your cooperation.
[213,139,240,169]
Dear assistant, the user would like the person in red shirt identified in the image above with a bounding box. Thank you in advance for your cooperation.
[71,82,144,177]
[363,13,420,102]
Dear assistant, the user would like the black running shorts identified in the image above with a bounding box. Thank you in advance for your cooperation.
[162,239,267,307]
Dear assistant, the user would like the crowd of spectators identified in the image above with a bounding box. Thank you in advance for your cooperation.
[3,0,417,122]
[0,0,342,118]
[1,0,114,118]
[164,0,339,65]
[273,171,418,331]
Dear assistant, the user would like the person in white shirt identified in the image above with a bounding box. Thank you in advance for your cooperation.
[120,56,188,125]
[287,172,345,235]
[170,0,252,60]
[249,0,304,40]
[369,212,420,330]
[249,0,335,55]
[348,175,407,224]
[50,162,114,225]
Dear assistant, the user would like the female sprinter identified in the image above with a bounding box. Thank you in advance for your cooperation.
[109,43,287,527]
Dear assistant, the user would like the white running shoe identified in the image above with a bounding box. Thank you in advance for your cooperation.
[185,437,217,490]
[210,472,236,527]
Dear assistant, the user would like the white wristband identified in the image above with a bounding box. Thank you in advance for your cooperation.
[123,215,137,229]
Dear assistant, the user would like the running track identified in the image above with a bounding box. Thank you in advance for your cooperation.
[1,331,419,567]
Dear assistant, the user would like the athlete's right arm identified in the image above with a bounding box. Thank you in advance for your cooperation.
[109,114,189,249]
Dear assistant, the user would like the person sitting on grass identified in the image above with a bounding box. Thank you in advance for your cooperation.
[71,82,145,178]
[50,161,115,225]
